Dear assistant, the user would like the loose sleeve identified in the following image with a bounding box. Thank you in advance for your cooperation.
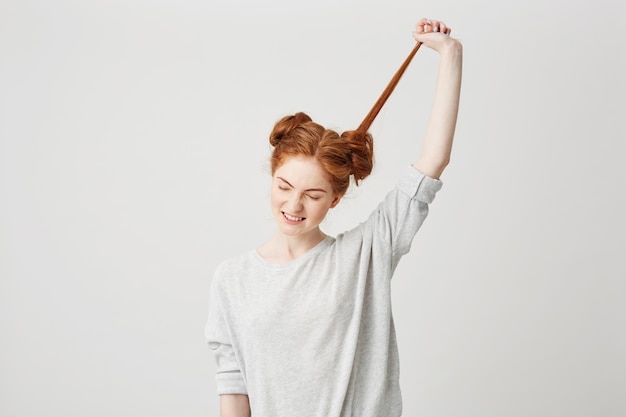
[204,272,248,395]
[371,165,443,262]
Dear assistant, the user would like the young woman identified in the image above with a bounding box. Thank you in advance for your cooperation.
[205,18,462,417]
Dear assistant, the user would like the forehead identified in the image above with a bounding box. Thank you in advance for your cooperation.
[274,157,332,190]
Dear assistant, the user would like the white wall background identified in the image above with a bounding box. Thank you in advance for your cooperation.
[1,0,624,416]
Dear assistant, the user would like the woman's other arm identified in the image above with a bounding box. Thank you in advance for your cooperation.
[220,394,250,417]
[412,18,463,179]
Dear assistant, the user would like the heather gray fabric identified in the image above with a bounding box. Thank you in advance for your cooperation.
[205,165,442,416]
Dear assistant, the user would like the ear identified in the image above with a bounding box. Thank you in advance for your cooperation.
[330,194,342,208]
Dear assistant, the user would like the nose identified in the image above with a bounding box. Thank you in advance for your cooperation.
[285,193,303,213]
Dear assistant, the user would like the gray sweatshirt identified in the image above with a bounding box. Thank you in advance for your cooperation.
[205,165,442,416]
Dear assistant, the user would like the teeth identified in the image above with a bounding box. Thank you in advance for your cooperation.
[284,213,304,221]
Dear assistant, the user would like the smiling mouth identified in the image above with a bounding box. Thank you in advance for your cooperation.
[283,212,305,222]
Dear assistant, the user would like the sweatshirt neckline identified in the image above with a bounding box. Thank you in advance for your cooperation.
[252,235,335,269]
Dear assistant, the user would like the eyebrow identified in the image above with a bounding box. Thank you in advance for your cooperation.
[276,176,328,193]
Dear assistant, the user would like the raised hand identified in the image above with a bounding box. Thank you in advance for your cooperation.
[412,18,460,54]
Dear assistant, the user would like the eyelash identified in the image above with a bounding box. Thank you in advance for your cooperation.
[278,186,321,200]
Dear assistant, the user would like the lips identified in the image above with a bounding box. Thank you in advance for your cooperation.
[283,212,305,222]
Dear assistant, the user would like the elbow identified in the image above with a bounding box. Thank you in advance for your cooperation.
[432,157,450,179]
[438,155,451,171]
[413,155,450,179]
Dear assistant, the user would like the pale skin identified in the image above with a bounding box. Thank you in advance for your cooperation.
[219,18,462,417]
[412,18,463,179]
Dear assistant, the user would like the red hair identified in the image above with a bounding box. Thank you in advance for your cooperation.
[269,42,422,196]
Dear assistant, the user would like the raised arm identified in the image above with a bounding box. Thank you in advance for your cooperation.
[412,18,463,179]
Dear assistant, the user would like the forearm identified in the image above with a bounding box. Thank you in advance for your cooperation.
[413,39,463,179]
[220,394,251,417]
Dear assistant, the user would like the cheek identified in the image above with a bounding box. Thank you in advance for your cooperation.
[270,190,291,212]
[310,202,331,219]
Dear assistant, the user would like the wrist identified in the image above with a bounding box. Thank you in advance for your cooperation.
[439,38,463,58]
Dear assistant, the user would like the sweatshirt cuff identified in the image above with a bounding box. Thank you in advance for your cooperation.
[216,371,248,395]
[397,165,443,204]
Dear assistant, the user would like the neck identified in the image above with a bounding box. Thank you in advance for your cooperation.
[258,228,327,264]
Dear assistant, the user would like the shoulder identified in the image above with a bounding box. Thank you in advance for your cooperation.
[211,251,256,290]
[215,252,251,272]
